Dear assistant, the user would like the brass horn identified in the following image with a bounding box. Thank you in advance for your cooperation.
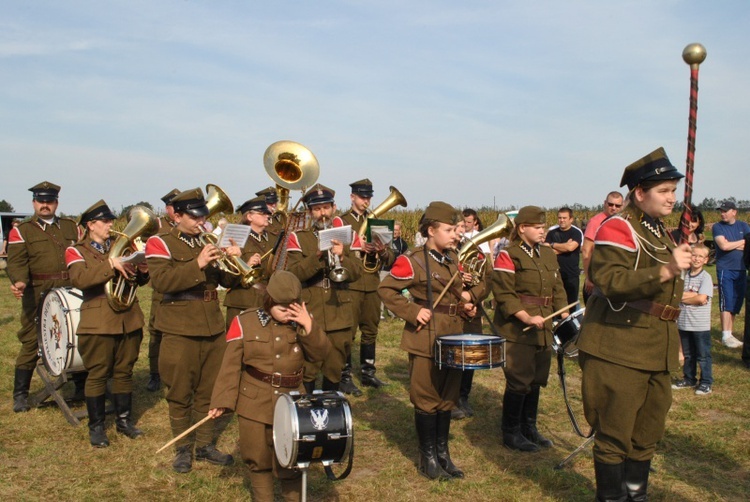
[105,205,159,312]
[458,213,514,286]
[263,140,320,214]
[198,184,246,276]
[358,186,408,273]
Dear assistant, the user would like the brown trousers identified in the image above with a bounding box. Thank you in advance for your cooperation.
[77,330,143,396]
[502,340,552,394]
[408,354,461,413]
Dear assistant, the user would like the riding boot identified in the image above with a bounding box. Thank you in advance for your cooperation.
[520,386,553,448]
[113,393,144,439]
[71,371,87,401]
[435,410,464,478]
[303,380,315,394]
[322,377,339,392]
[360,343,387,388]
[594,461,627,502]
[624,459,651,502]
[194,410,233,466]
[146,373,161,392]
[169,414,194,472]
[339,354,363,396]
[248,471,275,502]
[501,390,539,452]
[12,368,34,413]
[414,409,451,480]
[280,476,303,502]
[86,394,110,448]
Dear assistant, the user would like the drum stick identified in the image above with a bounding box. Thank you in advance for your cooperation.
[522,301,579,332]
[155,415,213,454]
[416,270,460,332]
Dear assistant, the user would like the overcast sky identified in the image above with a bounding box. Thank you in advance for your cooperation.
[2,1,748,216]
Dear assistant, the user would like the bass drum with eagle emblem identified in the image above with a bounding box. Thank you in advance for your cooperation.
[37,287,85,376]
[273,390,353,469]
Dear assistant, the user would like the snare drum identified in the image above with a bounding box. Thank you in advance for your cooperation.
[435,334,506,370]
[552,308,585,355]
[37,287,85,376]
[273,391,353,469]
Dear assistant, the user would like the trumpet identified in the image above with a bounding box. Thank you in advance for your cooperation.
[458,213,514,286]
[358,186,408,273]
[320,217,350,283]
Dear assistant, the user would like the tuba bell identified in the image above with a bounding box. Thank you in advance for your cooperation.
[458,213,514,286]
[358,186,408,273]
[105,205,159,312]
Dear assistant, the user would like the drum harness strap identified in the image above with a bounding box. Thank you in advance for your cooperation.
[412,249,464,320]
[324,442,354,481]
[556,349,594,439]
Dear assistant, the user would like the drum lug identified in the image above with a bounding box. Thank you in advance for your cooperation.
[301,434,317,442]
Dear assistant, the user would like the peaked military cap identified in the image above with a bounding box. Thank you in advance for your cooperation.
[161,188,180,205]
[172,188,210,217]
[515,206,546,226]
[29,181,61,202]
[422,201,459,225]
[255,186,279,205]
[620,147,684,191]
[78,200,117,225]
[237,196,272,215]
[267,270,302,305]
[302,183,335,207]
[350,179,374,197]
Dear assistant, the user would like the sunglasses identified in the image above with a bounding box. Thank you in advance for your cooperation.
[607,202,623,208]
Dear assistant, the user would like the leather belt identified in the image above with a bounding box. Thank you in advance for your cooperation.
[627,300,682,322]
[302,277,349,290]
[415,298,459,316]
[163,290,219,302]
[245,366,303,388]
[519,294,552,307]
[31,272,69,281]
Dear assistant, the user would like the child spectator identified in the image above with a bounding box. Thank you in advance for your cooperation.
[673,244,714,395]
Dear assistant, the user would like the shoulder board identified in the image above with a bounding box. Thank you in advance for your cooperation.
[7,226,24,244]
[286,232,302,252]
[493,249,515,273]
[390,254,414,280]
[225,317,243,342]
[594,216,637,252]
[65,246,85,267]
[145,236,172,259]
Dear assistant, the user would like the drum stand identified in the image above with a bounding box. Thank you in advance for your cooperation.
[555,434,595,470]
[32,364,87,427]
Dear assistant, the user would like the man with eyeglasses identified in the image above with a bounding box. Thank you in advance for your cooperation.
[581,191,624,304]
[712,200,749,348]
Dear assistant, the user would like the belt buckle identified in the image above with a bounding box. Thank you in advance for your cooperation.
[270,372,282,388]
[448,303,458,316]
[204,290,212,301]
[660,305,679,321]
[322,278,331,290]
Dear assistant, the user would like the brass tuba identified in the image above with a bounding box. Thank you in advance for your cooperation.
[105,205,159,312]
[358,186,408,273]
[458,213,514,286]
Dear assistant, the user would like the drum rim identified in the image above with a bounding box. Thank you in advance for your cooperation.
[273,393,300,469]
[37,287,80,377]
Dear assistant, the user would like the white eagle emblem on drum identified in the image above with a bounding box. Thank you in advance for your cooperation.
[310,408,329,431]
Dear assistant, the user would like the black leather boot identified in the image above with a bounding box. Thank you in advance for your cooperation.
[303,380,315,394]
[360,343,387,388]
[520,386,553,448]
[86,394,110,448]
[113,393,144,439]
[624,459,651,502]
[414,409,451,480]
[501,390,539,452]
[594,461,627,502]
[195,443,234,466]
[435,410,464,478]
[322,377,339,392]
[13,368,33,413]
[173,445,193,473]
[339,354,363,396]
[71,371,87,402]
[146,373,161,392]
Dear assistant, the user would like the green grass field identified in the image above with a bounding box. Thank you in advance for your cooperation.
[1,267,749,501]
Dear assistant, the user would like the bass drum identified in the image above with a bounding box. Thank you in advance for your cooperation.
[37,287,85,376]
[552,308,585,357]
[273,391,353,469]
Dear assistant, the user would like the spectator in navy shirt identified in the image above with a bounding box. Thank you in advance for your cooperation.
[544,207,584,309]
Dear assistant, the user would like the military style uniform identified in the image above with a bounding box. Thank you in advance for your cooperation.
[577,147,686,501]
[211,305,330,501]
[284,216,362,388]
[256,186,284,235]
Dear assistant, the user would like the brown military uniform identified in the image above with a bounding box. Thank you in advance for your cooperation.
[266,212,284,235]
[145,226,239,448]
[578,206,683,464]
[224,229,278,326]
[147,214,177,375]
[66,240,145,396]
[210,309,330,489]
[284,220,362,385]
[6,216,79,369]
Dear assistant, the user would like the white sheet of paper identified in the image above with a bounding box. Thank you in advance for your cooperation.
[370,225,393,245]
[318,225,353,251]
[120,251,146,265]
[218,223,251,248]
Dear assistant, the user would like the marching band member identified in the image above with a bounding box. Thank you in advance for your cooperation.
[209,271,330,502]
[6,181,83,412]
[578,148,691,501]
[379,201,480,480]
[66,200,148,447]
[339,179,395,395]
[492,206,568,452]
[145,188,240,473]
[284,183,363,392]
[256,186,284,234]
[224,196,277,326]
[146,188,180,392]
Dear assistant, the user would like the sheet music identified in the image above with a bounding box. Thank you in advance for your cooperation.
[318,225,353,251]
[120,251,146,265]
[218,223,250,248]
[370,225,393,245]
